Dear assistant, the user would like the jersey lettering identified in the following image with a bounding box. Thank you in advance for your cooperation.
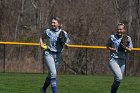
[47,32,57,46]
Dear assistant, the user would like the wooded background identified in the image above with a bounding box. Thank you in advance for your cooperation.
[0,0,140,76]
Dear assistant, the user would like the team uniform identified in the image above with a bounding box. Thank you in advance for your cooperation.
[41,28,70,93]
[106,34,133,93]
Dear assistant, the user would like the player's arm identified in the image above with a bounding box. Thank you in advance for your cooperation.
[39,37,44,47]
[125,47,132,52]
[58,31,70,49]
[39,37,48,50]
[121,43,132,52]
[106,37,116,52]
[63,32,71,49]
[107,47,116,52]
[121,36,133,52]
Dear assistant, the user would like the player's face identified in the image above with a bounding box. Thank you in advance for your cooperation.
[117,25,125,36]
[51,19,60,30]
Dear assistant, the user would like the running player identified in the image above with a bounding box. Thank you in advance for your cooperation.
[40,17,70,93]
[106,23,133,93]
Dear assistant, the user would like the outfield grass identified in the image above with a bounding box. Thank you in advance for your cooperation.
[0,73,140,93]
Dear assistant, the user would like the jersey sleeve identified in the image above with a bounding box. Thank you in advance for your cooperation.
[41,29,48,39]
[64,31,70,44]
[106,36,113,47]
[127,36,133,48]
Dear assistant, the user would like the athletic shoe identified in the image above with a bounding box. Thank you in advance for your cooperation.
[40,88,46,93]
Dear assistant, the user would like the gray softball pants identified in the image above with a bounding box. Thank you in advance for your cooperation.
[108,58,125,82]
[44,51,61,79]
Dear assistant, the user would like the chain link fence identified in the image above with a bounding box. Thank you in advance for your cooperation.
[0,43,140,76]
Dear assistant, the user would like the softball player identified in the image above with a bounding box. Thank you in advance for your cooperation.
[106,23,133,93]
[40,17,70,93]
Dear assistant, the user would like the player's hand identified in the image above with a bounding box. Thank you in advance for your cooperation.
[41,45,48,50]
[120,43,126,49]
[111,48,116,52]
[107,47,116,52]
[121,43,132,52]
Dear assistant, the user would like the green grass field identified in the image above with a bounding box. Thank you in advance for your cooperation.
[0,73,140,93]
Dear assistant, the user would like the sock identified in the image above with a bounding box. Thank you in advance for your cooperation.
[110,80,120,93]
[42,77,51,92]
[51,78,56,93]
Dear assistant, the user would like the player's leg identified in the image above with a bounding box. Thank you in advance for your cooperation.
[42,51,57,93]
[119,59,125,76]
[110,59,125,93]
[54,53,61,69]
[42,73,51,92]
[45,53,57,93]
[49,53,61,93]
[108,58,123,93]
[41,52,52,93]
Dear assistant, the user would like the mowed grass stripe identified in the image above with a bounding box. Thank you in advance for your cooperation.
[0,73,140,93]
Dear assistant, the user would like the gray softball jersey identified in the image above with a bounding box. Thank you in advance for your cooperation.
[42,29,70,53]
[107,34,133,59]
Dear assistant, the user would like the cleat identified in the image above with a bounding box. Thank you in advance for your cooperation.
[40,88,46,93]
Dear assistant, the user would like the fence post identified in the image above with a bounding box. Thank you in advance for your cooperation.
[3,44,6,73]
[86,48,88,75]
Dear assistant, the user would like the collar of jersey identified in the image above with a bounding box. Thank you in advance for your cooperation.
[51,28,61,32]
